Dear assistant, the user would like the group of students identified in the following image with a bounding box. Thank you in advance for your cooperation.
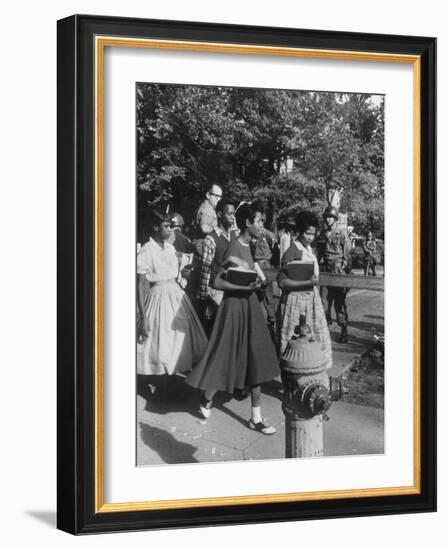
[136,197,333,436]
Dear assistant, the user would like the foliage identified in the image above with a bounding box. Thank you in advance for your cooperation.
[137,84,384,235]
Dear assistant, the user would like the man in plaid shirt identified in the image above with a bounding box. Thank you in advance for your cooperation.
[195,199,236,334]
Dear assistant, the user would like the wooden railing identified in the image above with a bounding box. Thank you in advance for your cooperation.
[318,273,384,292]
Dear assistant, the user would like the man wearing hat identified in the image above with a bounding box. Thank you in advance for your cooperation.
[316,205,352,343]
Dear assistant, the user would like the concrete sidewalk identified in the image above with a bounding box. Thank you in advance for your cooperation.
[137,379,384,465]
[137,332,384,466]
[137,288,384,465]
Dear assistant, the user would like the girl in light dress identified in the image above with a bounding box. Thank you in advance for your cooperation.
[137,210,207,392]
[277,210,332,369]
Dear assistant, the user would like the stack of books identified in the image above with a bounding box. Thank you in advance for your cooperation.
[226,267,258,286]
[286,260,314,281]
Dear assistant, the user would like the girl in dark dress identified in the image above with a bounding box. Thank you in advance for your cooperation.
[186,203,279,435]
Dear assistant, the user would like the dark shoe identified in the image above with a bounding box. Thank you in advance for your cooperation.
[234,389,249,401]
[248,420,276,435]
[339,328,348,343]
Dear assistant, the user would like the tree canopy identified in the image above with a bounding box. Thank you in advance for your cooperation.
[137,84,384,237]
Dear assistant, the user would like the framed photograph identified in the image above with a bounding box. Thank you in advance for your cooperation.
[57,14,436,534]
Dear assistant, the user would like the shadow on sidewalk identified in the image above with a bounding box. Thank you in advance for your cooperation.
[349,319,384,333]
[260,378,284,400]
[204,379,284,429]
[139,422,199,464]
[329,328,373,348]
[137,373,203,418]
[211,400,250,429]
[139,374,284,421]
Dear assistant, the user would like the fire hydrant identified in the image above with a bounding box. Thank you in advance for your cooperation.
[280,316,343,458]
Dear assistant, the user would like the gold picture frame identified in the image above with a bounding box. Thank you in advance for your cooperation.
[58,14,436,534]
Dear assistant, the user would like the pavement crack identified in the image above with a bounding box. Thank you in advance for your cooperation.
[196,435,245,452]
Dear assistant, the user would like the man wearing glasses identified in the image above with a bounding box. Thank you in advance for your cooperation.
[193,184,223,237]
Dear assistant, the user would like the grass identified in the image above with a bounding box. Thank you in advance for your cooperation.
[341,348,384,409]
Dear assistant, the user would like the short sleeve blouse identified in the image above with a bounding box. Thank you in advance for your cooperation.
[224,239,255,270]
[137,238,179,282]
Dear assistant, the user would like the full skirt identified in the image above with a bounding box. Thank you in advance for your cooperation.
[277,287,332,369]
[137,280,207,375]
[186,291,279,393]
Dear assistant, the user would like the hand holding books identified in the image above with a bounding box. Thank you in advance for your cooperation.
[213,264,261,293]
[287,260,315,281]
[278,260,318,292]
[225,266,258,286]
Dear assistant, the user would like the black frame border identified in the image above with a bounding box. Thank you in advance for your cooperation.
[57,14,436,534]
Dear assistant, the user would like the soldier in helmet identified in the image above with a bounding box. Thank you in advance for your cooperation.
[168,213,193,254]
[316,205,351,343]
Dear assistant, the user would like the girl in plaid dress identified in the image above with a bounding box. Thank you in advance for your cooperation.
[277,211,332,369]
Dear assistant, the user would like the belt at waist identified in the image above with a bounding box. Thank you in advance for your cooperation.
[150,279,177,287]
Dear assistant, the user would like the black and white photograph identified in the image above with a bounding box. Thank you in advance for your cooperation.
[135,83,385,466]
[0,0,441,542]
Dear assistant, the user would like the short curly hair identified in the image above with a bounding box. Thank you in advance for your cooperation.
[216,198,234,214]
[235,202,262,231]
[295,210,320,234]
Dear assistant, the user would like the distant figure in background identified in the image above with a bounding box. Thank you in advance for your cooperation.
[251,219,278,340]
[278,213,296,262]
[347,225,357,248]
[137,210,207,394]
[168,212,194,289]
[252,222,278,271]
[168,212,193,254]
[277,210,332,368]
[362,231,378,276]
[316,205,351,343]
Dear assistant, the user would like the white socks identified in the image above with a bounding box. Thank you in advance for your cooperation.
[251,406,262,423]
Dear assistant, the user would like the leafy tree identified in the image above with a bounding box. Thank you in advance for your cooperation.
[136,84,384,235]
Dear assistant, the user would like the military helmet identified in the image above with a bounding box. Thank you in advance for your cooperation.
[170,212,184,227]
[323,205,339,219]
